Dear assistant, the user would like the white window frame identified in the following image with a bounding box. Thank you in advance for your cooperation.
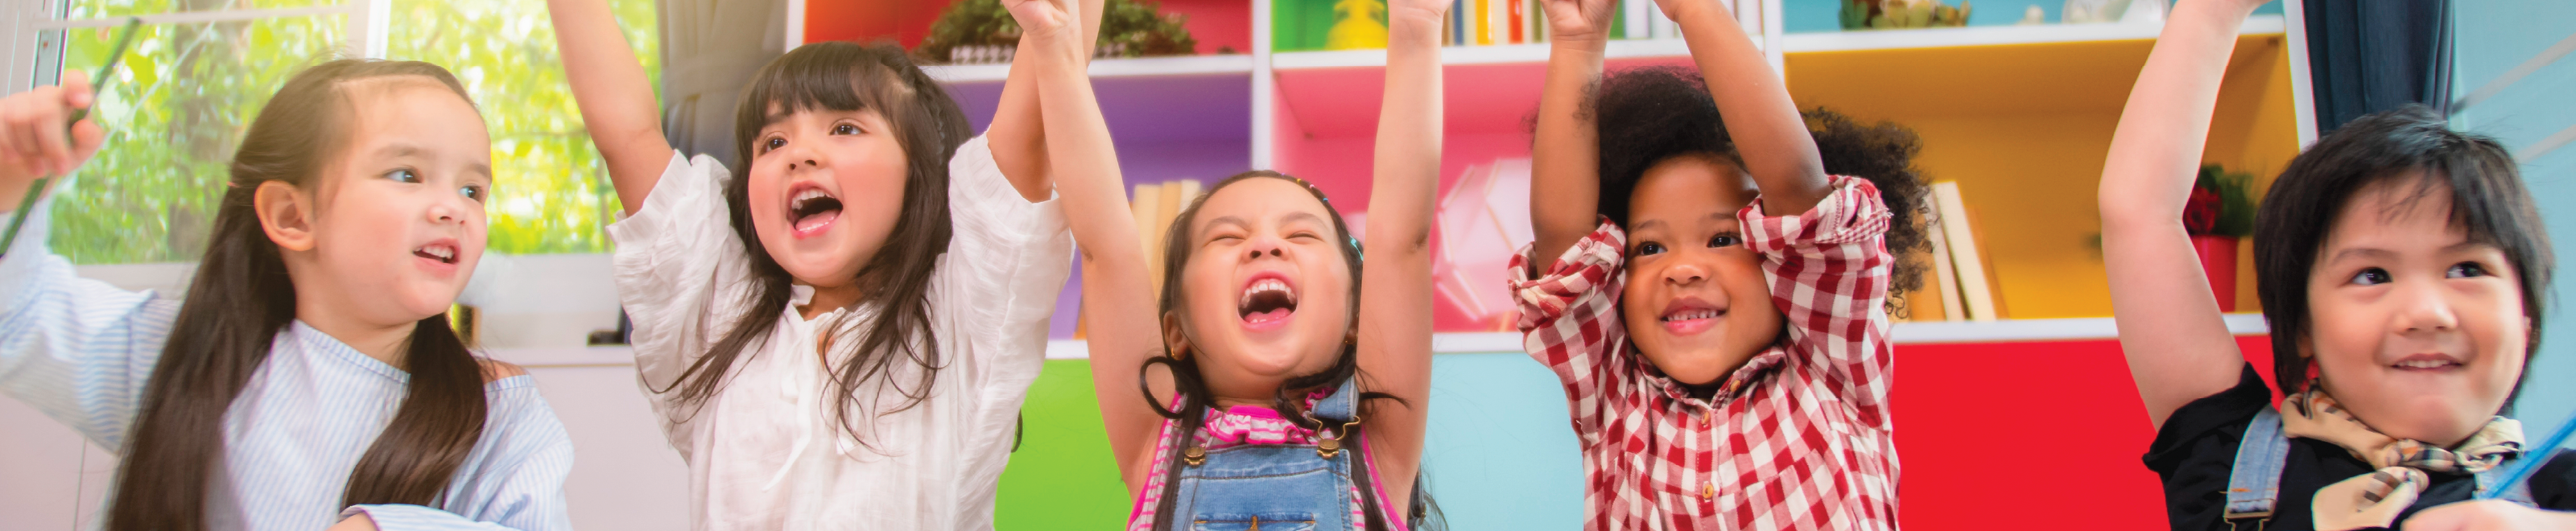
[6,0,394,93]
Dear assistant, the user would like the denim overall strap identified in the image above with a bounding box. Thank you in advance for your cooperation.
[2225,406,2292,527]
[1161,376,1369,531]
[2475,455,2540,507]
[1312,377,1360,424]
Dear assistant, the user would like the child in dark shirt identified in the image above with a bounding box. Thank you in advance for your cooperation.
[2099,1,2572,529]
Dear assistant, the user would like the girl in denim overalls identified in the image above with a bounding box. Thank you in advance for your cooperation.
[1013,0,1449,528]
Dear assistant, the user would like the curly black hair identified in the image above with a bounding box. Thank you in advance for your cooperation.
[1584,66,1933,308]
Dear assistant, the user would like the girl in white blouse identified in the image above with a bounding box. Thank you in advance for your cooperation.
[546,0,1100,528]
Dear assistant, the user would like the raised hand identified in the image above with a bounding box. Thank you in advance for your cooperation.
[1543,0,1619,43]
[1002,0,1081,45]
[0,71,104,182]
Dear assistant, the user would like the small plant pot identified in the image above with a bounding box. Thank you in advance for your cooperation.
[2191,235,2239,312]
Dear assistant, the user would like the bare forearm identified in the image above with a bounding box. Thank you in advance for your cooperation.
[547,0,671,215]
[1668,1,1827,214]
[2097,0,2264,429]
[1529,38,1606,264]
[1019,10,1163,475]
[1368,8,1444,259]
[2098,2,2256,228]
[989,0,1108,202]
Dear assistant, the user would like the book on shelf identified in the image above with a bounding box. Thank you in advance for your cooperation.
[1928,181,2004,322]
[1898,198,1965,323]
[1624,0,1651,39]
[1507,0,1525,43]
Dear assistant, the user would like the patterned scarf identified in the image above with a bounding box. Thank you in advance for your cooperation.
[2280,387,2524,530]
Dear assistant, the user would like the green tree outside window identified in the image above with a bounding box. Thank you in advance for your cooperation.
[49,0,657,264]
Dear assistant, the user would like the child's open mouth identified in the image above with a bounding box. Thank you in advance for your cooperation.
[1237,274,1299,331]
[1659,298,1725,335]
[787,184,843,237]
[414,242,458,265]
[2390,352,2465,372]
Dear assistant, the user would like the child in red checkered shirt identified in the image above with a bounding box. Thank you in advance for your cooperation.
[1511,1,1933,529]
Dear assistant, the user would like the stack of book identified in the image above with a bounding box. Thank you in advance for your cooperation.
[1904,181,2006,323]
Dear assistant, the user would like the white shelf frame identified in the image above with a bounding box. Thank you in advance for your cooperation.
[497,314,2277,366]
[921,53,1255,84]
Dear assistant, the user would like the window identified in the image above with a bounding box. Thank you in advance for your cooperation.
[21,0,656,264]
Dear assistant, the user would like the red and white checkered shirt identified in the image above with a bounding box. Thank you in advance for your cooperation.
[1509,176,1899,531]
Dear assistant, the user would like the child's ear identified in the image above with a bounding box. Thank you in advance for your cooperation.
[254,181,317,252]
[1162,311,1191,360]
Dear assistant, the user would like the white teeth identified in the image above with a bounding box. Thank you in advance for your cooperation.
[791,188,831,207]
[1664,310,1719,322]
[1239,278,1296,308]
[2396,360,2456,368]
[421,246,454,260]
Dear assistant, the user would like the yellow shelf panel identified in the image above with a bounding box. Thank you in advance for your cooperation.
[1785,34,2303,319]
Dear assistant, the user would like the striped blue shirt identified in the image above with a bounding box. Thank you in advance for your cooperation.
[0,196,576,530]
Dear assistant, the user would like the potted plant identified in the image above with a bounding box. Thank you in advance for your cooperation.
[2185,163,2256,311]
[916,0,1199,64]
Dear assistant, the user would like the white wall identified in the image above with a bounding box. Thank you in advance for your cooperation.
[2453,0,2576,446]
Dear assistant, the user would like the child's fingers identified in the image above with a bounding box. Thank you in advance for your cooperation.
[58,71,92,111]
[36,109,76,176]
[2,93,54,173]
[69,119,104,163]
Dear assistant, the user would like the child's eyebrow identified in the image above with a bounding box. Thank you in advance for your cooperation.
[1277,211,1328,228]
[371,143,429,160]
[1200,216,1249,233]
[1628,212,1732,232]
[2326,247,2398,263]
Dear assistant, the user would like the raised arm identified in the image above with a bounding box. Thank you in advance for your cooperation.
[1353,0,1447,516]
[547,0,672,215]
[2097,0,2266,429]
[1657,0,1828,215]
[1528,0,1619,266]
[986,0,1105,202]
[997,0,1163,491]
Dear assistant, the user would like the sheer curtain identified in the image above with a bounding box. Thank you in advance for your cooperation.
[658,0,786,166]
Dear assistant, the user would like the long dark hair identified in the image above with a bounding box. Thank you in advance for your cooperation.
[2253,105,2553,398]
[108,60,492,531]
[1138,171,1439,531]
[648,41,970,447]
[1587,66,1934,308]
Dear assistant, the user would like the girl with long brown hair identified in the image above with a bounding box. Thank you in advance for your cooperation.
[0,60,572,530]
[547,0,1096,526]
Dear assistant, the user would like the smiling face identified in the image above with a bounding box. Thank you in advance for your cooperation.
[743,105,912,290]
[2303,176,2529,447]
[1618,154,1781,386]
[290,80,493,327]
[1167,178,1358,405]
